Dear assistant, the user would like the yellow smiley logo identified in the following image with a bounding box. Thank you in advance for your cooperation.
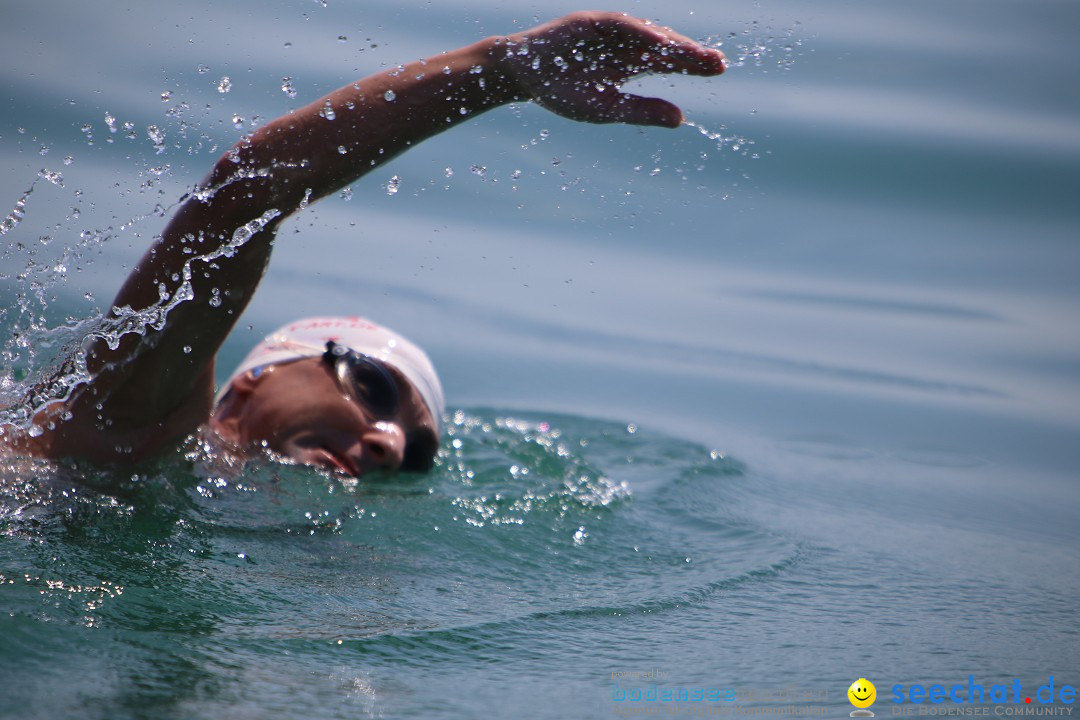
[848,678,877,709]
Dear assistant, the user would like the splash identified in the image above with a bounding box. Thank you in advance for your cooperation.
[0,169,66,238]
[0,158,281,434]
[683,120,757,157]
[704,19,805,73]
[442,411,631,529]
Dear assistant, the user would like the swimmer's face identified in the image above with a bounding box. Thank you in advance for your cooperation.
[848,679,876,709]
[210,356,438,477]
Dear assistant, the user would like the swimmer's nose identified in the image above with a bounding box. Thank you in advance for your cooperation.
[359,421,406,471]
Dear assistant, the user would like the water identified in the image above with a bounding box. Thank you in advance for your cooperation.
[3,0,1080,718]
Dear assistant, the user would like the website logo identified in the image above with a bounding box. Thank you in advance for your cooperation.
[849,678,877,717]
[890,676,1076,712]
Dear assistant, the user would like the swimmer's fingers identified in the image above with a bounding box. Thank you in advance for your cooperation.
[603,92,684,129]
[538,87,685,128]
[589,12,727,79]
[499,11,725,128]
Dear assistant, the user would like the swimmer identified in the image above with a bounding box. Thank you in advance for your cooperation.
[1,12,726,476]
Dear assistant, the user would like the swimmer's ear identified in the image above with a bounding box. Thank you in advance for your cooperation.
[230,365,272,397]
[210,366,270,433]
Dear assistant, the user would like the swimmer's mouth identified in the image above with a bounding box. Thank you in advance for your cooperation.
[316,447,360,477]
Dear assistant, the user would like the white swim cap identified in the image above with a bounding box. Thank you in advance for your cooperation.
[216,316,444,431]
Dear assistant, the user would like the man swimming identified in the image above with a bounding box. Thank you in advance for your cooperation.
[1,12,726,476]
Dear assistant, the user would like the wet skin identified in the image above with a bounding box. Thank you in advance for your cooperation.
[210,357,437,477]
[3,12,726,472]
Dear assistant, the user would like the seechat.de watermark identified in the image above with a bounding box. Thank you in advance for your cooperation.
[889,677,1075,716]
[844,676,1075,718]
[607,672,1075,719]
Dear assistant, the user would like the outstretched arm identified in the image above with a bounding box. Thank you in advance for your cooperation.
[31,11,725,462]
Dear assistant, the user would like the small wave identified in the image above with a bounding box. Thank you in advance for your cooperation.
[0,409,797,677]
[318,543,813,667]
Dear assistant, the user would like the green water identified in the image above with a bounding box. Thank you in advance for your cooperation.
[2,413,780,718]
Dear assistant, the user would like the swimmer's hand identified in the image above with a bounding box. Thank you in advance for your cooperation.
[497,11,726,129]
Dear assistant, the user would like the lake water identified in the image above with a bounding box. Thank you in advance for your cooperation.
[2,0,1079,718]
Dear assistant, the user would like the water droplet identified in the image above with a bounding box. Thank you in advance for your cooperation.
[40,169,64,187]
[147,125,165,154]
[337,35,347,43]
[217,76,232,93]
[383,90,396,102]
[337,145,347,155]
[182,345,192,354]
[105,112,117,133]
[444,167,453,178]
[321,101,335,120]
[626,423,637,434]
[160,90,172,102]
[231,114,245,129]
[386,175,400,195]
[281,76,297,98]
[339,187,353,201]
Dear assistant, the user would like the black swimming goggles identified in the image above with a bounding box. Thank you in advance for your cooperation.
[322,340,400,418]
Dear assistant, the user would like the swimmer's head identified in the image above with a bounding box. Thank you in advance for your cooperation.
[212,316,443,475]
[217,316,444,426]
